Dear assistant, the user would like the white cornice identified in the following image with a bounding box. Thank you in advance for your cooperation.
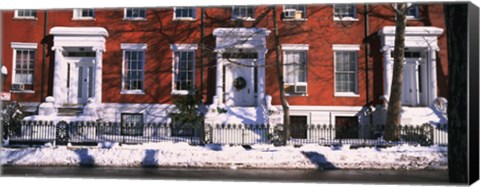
[378,26,444,36]
[50,27,109,37]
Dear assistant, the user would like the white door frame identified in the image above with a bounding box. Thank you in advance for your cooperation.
[65,57,95,105]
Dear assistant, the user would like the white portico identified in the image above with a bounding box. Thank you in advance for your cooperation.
[50,27,108,106]
[205,28,278,125]
[377,26,447,125]
[378,26,444,108]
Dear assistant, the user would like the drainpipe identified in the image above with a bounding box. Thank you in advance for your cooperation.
[41,10,48,102]
[364,4,373,124]
[200,7,205,103]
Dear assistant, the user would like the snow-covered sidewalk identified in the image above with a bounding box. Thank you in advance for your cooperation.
[1,143,448,170]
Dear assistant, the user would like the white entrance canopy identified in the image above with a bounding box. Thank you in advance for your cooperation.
[50,27,109,106]
[378,26,444,107]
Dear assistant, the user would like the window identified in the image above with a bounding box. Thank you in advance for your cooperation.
[283,4,306,20]
[333,45,359,96]
[172,44,197,95]
[282,44,308,95]
[406,5,420,19]
[14,10,37,19]
[290,116,307,139]
[335,116,359,139]
[121,44,146,94]
[174,7,196,20]
[124,8,146,20]
[232,6,255,20]
[73,9,95,19]
[333,4,357,20]
[11,42,37,92]
[120,113,144,136]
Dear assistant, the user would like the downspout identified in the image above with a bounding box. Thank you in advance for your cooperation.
[40,10,48,102]
[364,4,373,124]
[200,7,205,103]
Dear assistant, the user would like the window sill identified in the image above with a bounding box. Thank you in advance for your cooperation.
[120,90,145,95]
[11,90,35,94]
[171,90,190,95]
[72,18,96,21]
[282,18,307,22]
[285,93,308,97]
[333,17,359,22]
[13,17,37,20]
[231,17,256,21]
[123,18,147,21]
[173,18,196,21]
[406,16,421,21]
[334,92,360,97]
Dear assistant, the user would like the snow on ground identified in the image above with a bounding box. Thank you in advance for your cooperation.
[0,142,447,170]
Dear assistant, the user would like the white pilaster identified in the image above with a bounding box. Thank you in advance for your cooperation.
[382,47,393,99]
[93,46,104,105]
[428,48,438,106]
[52,46,65,106]
[257,49,267,106]
[215,51,224,105]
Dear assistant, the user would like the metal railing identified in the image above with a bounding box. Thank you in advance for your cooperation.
[2,120,448,147]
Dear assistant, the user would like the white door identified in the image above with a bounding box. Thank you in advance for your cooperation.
[225,59,255,107]
[401,59,420,106]
[67,58,95,105]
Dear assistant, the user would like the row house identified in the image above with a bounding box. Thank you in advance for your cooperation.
[1,4,449,136]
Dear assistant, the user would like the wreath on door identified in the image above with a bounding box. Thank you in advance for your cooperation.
[233,77,247,90]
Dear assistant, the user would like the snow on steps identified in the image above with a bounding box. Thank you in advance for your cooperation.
[214,107,267,125]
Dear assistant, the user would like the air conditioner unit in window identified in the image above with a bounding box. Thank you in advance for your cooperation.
[11,84,25,91]
[294,83,307,94]
[284,9,297,19]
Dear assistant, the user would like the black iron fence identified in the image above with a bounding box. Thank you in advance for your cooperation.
[2,120,448,147]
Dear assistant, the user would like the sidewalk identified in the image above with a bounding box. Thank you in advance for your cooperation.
[1,142,448,170]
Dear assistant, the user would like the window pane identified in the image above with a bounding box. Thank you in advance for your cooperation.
[335,51,357,93]
[174,51,195,91]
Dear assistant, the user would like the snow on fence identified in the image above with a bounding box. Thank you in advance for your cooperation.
[3,120,448,147]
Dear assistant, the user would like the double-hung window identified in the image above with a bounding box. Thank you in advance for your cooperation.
[171,44,197,95]
[282,44,308,95]
[124,8,146,20]
[11,42,37,92]
[121,44,146,94]
[283,4,306,20]
[333,44,360,97]
[174,7,196,20]
[73,9,95,20]
[232,6,255,20]
[333,4,357,21]
[406,4,420,19]
[14,10,37,19]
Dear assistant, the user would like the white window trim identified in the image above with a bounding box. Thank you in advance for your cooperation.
[282,47,308,96]
[173,7,196,21]
[231,6,256,21]
[282,4,307,21]
[282,44,309,51]
[121,43,147,95]
[123,8,147,21]
[171,44,197,95]
[72,9,95,20]
[333,4,358,21]
[11,42,37,93]
[14,10,37,20]
[333,45,360,97]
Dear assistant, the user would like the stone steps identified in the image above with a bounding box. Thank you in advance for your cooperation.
[57,106,83,116]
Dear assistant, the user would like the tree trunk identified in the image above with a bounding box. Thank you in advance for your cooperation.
[384,3,407,141]
[272,7,290,144]
[445,4,468,183]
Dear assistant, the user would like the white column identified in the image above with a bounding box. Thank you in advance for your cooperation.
[428,48,438,106]
[257,49,267,106]
[93,46,104,105]
[382,47,393,99]
[215,50,224,105]
[52,46,65,106]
